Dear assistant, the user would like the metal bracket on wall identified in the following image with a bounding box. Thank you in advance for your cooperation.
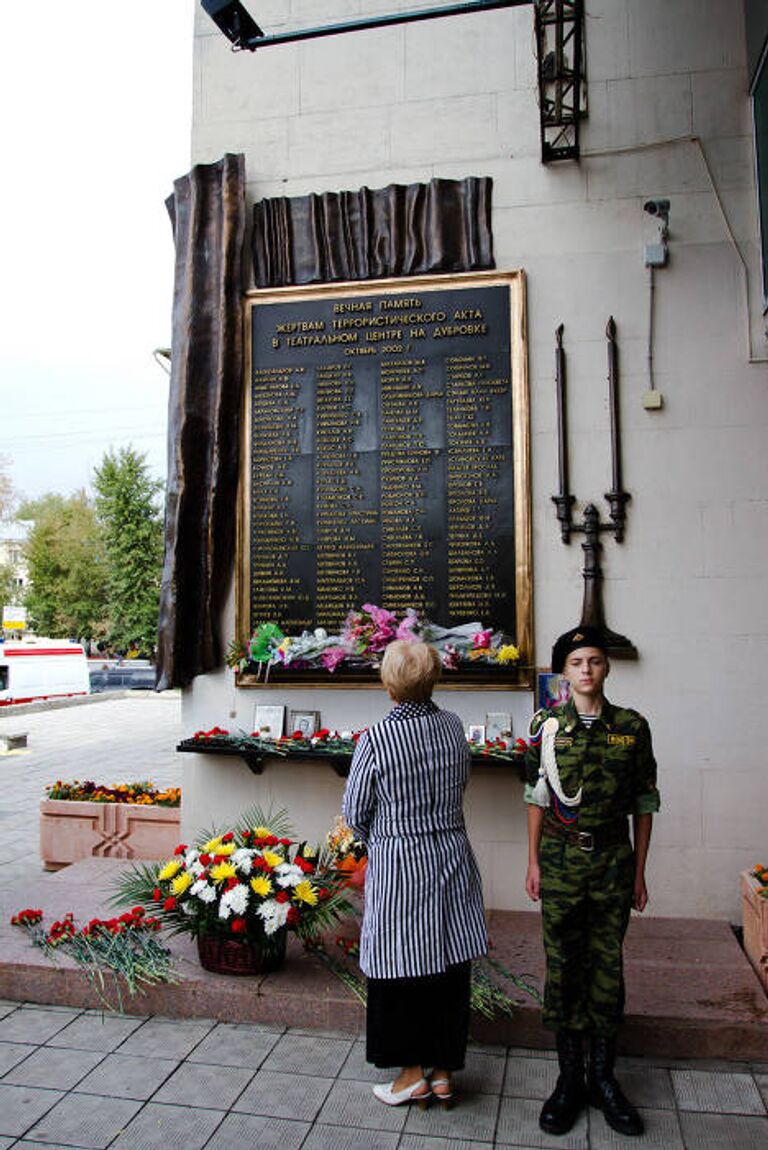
[552,321,637,659]
[535,0,585,163]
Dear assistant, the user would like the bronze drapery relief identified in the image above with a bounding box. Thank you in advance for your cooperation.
[158,166,495,688]
[155,153,247,691]
[252,176,494,288]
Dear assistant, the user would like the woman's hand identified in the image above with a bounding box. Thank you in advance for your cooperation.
[525,862,541,902]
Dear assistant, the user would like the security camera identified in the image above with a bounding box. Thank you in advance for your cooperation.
[643,199,670,219]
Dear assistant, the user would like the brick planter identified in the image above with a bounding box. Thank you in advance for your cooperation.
[740,870,768,994]
[40,799,180,871]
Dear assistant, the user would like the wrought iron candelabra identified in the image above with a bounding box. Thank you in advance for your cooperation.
[552,319,637,658]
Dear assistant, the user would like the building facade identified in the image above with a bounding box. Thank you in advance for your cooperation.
[180,0,768,921]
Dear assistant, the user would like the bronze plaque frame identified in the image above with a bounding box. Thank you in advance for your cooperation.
[236,270,532,690]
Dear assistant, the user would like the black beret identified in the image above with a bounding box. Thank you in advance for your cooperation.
[551,626,608,674]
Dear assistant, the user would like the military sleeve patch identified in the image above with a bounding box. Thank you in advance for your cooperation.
[554,736,574,748]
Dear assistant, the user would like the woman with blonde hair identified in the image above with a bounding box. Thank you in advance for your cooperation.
[343,639,487,1109]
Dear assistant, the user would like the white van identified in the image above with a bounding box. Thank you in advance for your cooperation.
[0,638,90,706]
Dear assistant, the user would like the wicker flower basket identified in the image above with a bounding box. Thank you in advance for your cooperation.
[197,929,287,976]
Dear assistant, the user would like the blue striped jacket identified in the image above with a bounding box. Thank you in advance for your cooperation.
[342,701,488,979]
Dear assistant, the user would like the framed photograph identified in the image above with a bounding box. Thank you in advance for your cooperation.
[288,710,320,738]
[536,670,570,711]
[485,712,512,742]
[254,704,285,738]
[467,724,486,745]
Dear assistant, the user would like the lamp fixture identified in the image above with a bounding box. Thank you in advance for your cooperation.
[201,0,263,49]
[201,1,532,51]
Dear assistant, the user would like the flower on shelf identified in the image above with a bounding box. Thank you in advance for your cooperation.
[113,807,354,947]
[45,780,181,807]
[229,604,523,678]
[185,728,362,759]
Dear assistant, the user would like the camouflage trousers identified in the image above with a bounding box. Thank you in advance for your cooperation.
[539,834,634,1035]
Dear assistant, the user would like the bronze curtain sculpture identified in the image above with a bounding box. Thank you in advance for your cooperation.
[157,162,494,688]
[156,153,247,690]
[252,176,494,287]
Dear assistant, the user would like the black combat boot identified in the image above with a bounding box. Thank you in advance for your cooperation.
[538,1029,587,1135]
[588,1034,643,1136]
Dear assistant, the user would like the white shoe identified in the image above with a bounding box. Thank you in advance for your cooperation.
[373,1077,431,1107]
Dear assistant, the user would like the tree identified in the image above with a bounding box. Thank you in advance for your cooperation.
[93,447,164,657]
[20,492,108,640]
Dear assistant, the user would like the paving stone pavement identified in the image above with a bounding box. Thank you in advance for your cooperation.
[0,1004,766,1148]
[0,693,182,897]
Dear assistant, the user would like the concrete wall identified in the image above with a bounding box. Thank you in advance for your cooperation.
[183,0,768,921]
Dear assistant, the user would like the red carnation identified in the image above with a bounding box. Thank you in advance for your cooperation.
[275,890,290,903]
[231,918,247,933]
[286,906,300,925]
[225,877,238,891]
[152,888,162,902]
[279,837,291,846]
[163,896,177,911]
[199,853,211,866]
[222,832,235,843]
[173,843,188,855]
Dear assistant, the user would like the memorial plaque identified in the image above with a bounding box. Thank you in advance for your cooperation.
[239,271,531,686]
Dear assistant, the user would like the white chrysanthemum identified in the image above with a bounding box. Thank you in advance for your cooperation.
[257,898,290,935]
[219,883,250,919]
[185,849,200,866]
[231,848,254,875]
[182,902,195,915]
[189,861,205,879]
[275,862,304,888]
[192,882,216,904]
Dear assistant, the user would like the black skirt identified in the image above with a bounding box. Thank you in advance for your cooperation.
[366,961,472,1070]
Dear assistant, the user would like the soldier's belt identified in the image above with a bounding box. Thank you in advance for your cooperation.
[542,818,629,853]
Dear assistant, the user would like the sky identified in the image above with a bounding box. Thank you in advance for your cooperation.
[0,1,194,505]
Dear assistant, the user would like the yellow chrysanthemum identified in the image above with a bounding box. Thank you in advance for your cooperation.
[250,875,273,897]
[202,836,223,852]
[209,861,237,883]
[213,842,235,857]
[253,826,272,838]
[261,849,282,868]
[171,871,193,896]
[293,880,318,906]
[496,644,520,664]
[157,859,183,882]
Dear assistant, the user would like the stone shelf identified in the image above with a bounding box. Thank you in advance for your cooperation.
[177,738,525,779]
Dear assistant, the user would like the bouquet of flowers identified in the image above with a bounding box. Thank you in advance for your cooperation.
[326,816,367,888]
[45,779,181,806]
[752,863,768,898]
[229,603,522,677]
[10,906,178,1012]
[112,807,354,949]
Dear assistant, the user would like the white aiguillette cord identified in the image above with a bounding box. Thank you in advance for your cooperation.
[531,716,583,809]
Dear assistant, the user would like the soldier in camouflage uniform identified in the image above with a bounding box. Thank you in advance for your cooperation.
[524,626,660,1137]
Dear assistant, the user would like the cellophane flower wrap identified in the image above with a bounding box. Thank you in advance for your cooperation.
[113,808,354,948]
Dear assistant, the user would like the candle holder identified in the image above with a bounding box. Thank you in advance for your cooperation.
[552,320,637,659]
